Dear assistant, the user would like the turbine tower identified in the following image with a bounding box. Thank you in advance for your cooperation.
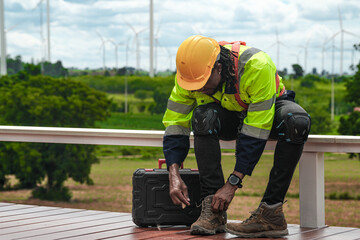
[46,0,50,62]
[124,20,146,71]
[149,0,154,77]
[96,31,107,71]
[267,29,286,69]
[298,38,310,74]
[0,0,6,75]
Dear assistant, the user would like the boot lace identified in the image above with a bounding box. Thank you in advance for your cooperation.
[243,208,262,224]
[198,198,213,220]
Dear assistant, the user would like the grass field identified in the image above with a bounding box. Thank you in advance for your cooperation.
[1,149,359,228]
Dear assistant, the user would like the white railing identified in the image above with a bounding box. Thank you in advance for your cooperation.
[0,125,360,228]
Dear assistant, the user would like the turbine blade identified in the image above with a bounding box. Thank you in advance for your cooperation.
[96,31,105,42]
[343,30,360,38]
[267,42,276,50]
[123,19,136,33]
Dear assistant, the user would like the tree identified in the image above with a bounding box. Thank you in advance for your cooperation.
[292,64,304,79]
[0,74,111,199]
[344,45,360,107]
[338,43,360,159]
[24,63,41,76]
[306,101,332,134]
[149,87,170,114]
[134,90,153,101]
[312,67,318,75]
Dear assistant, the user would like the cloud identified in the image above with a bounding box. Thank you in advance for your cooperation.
[2,0,360,74]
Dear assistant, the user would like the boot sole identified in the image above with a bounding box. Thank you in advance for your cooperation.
[190,225,226,235]
[226,228,288,238]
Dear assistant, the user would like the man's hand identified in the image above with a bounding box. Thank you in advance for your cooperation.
[212,182,237,212]
[168,163,190,207]
[212,171,244,212]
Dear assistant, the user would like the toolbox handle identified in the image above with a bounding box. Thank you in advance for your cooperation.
[158,159,183,169]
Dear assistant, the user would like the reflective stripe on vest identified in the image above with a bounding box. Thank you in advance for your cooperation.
[167,99,194,114]
[164,125,191,136]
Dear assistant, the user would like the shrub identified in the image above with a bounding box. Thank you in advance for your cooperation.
[0,74,111,200]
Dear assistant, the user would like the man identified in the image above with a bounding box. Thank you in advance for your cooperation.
[162,35,311,238]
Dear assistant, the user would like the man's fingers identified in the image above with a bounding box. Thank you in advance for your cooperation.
[212,198,220,212]
[182,187,190,203]
[178,192,190,206]
[170,191,190,206]
[219,201,226,212]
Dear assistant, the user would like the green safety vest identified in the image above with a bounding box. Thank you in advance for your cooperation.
[163,43,285,141]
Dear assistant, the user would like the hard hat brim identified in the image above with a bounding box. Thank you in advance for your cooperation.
[176,70,211,91]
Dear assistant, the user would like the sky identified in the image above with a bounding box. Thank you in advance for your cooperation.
[3,0,360,74]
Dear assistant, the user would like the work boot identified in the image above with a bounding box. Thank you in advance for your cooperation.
[190,195,227,235]
[226,202,288,238]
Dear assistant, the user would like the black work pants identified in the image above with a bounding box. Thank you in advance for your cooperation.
[193,93,307,204]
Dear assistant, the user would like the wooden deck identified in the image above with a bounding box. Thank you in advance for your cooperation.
[0,202,359,240]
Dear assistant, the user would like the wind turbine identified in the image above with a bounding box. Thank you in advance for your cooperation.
[0,0,6,75]
[46,0,50,62]
[327,7,360,75]
[96,31,107,71]
[107,39,125,70]
[298,38,310,74]
[149,0,154,77]
[267,29,287,69]
[321,38,329,75]
[163,46,174,72]
[152,21,162,75]
[338,7,360,75]
[328,37,339,121]
[35,0,51,62]
[124,20,146,71]
[124,37,131,114]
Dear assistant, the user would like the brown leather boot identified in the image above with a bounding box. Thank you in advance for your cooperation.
[226,202,288,238]
[190,195,227,235]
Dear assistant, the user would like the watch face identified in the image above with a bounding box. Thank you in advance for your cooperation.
[229,175,239,185]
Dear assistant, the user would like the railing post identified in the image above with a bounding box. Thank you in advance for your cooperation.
[299,152,325,228]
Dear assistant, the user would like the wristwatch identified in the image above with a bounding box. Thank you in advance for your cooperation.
[228,174,243,188]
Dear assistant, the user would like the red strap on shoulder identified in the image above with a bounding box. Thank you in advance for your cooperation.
[275,71,286,96]
[219,41,248,109]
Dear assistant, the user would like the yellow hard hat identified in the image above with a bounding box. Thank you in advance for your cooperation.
[176,35,220,90]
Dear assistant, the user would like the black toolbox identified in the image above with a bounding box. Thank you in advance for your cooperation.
[132,159,201,227]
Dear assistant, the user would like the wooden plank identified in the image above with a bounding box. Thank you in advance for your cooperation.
[0,212,129,236]
[24,220,135,240]
[0,205,60,217]
[0,202,14,207]
[0,209,127,229]
[101,226,192,240]
[59,225,151,240]
[0,207,84,223]
[0,204,35,212]
[1,215,131,239]
[286,226,359,240]
[319,229,360,240]
[189,225,309,240]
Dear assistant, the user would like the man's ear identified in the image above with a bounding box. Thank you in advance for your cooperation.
[217,63,222,73]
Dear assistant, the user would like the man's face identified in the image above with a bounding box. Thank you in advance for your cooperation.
[198,63,222,95]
